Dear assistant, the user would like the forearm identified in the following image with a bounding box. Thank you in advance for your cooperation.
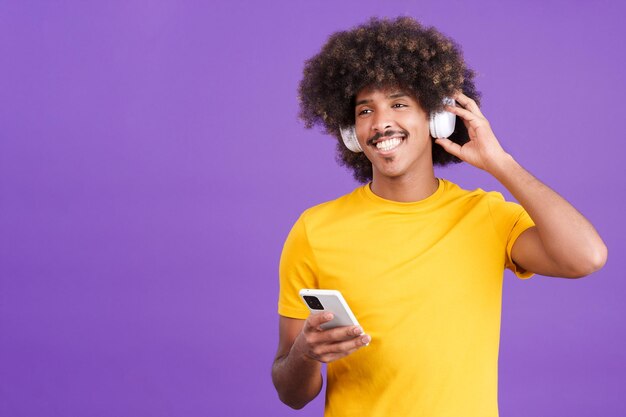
[272,336,323,409]
[488,153,607,274]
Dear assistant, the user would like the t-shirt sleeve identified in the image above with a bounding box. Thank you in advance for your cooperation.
[487,193,536,279]
[278,213,318,319]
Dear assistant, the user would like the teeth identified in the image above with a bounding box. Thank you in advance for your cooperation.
[376,137,402,151]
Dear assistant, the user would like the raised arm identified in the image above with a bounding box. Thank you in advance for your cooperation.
[435,92,607,278]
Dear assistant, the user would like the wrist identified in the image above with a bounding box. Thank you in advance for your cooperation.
[485,152,516,178]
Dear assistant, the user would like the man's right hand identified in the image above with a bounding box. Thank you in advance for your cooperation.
[293,312,371,363]
[272,313,370,408]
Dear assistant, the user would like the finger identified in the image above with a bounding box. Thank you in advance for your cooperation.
[316,325,365,344]
[435,138,462,158]
[318,344,365,362]
[323,351,356,362]
[444,104,478,122]
[316,334,371,359]
[446,106,490,134]
[305,312,334,332]
[317,350,356,363]
[453,92,484,117]
[327,334,371,353]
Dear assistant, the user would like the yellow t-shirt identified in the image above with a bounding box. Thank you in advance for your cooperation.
[278,179,535,417]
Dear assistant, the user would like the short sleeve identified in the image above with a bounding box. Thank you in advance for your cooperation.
[487,193,536,279]
[278,213,319,319]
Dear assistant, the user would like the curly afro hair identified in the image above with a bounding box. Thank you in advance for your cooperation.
[298,16,481,183]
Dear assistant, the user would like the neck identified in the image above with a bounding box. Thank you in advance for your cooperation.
[370,169,439,203]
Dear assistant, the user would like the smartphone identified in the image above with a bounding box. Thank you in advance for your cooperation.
[299,289,361,330]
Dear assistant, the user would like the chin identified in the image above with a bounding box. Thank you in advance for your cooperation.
[374,167,408,179]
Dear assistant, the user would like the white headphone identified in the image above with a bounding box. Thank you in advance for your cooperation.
[340,97,456,153]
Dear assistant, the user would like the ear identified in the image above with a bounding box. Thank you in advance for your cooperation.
[339,126,363,153]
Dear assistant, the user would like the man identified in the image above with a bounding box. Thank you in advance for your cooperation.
[271,17,607,417]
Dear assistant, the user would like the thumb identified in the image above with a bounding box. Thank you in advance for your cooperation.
[435,138,462,158]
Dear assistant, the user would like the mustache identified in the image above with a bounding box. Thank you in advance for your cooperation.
[366,129,409,146]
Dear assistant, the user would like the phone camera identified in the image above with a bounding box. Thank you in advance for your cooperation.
[303,296,324,310]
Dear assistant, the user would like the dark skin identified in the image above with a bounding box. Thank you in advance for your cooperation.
[271,313,370,409]
[272,87,607,409]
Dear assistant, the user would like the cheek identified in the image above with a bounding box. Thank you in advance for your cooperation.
[355,124,371,143]
[409,118,430,137]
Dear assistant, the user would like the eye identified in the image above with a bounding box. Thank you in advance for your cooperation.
[392,103,408,108]
[357,108,372,116]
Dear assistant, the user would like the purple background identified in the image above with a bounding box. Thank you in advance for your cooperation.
[1,1,624,416]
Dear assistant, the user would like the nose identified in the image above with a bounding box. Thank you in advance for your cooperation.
[371,108,394,133]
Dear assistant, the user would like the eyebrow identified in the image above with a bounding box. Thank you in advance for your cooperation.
[355,92,408,106]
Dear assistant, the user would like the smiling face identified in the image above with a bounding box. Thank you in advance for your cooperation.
[354,87,434,182]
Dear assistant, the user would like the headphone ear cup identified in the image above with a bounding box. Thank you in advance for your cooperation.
[340,126,363,153]
[429,98,456,139]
